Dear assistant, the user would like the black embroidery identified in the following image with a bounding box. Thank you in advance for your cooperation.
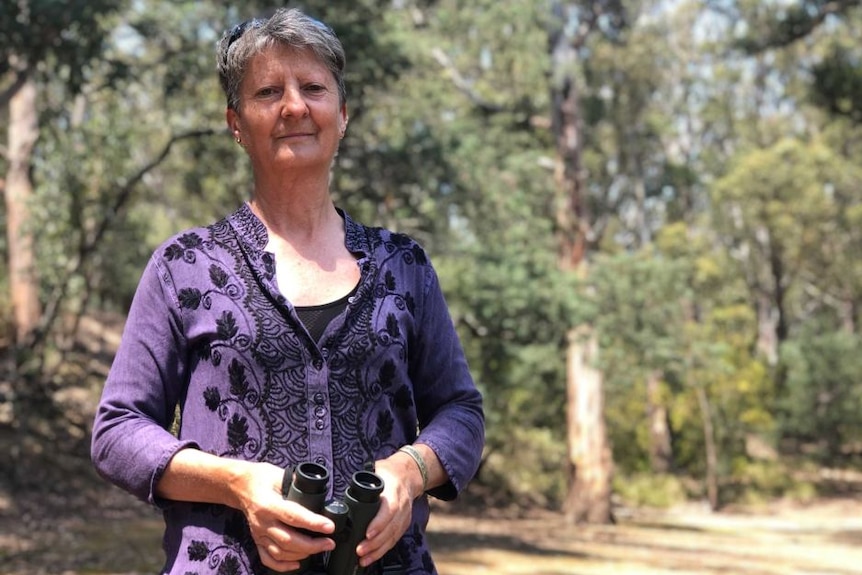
[379,360,396,389]
[188,541,208,561]
[216,554,240,575]
[179,233,203,250]
[210,264,230,288]
[159,205,441,573]
[376,410,394,442]
[394,385,412,410]
[228,359,249,397]
[179,288,203,310]
[385,270,397,291]
[204,388,221,411]
[227,413,249,451]
[216,311,238,341]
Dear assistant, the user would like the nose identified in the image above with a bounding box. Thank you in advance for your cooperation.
[280,87,309,118]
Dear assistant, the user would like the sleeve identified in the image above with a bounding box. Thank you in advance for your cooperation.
[409,263,485,501]
[90,254,199,506]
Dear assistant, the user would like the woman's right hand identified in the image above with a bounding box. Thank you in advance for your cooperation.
[156,450,335,571]
[234,461,336,570]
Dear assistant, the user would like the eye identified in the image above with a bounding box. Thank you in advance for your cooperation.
[304,83,328,94]
[255,86,279,97]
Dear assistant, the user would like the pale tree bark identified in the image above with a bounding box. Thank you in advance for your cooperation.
[646,370,673,474]
[564,329,613,523]
[5,64,42,344]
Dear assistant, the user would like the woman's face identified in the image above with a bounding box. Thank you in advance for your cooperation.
[227,44,347,175]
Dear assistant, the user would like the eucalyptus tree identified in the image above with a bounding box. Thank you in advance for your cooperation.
[1,0,125,344]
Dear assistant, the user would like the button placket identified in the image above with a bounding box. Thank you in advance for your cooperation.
[307,356,333,473]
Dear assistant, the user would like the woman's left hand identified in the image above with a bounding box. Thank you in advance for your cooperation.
[355,451,424,567]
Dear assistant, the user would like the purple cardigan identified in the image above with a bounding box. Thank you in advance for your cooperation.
[91,204,484,574]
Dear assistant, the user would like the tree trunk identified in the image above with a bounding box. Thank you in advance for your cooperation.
[550,2,613,525]
[695,385,720,510]
[646,370,673,473]
[551,67,590,270]
[5,68,42,343]
[564,329,613,524]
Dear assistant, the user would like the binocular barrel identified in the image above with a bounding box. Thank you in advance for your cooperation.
[326,470,385,575]
[271,462,386,575]
[276,462,330,575]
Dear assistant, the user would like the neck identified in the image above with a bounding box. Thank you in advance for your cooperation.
[249,169,336,240]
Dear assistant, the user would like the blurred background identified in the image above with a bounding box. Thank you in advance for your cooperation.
[2,0,862,572]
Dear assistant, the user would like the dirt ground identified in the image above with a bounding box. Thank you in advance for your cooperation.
[2,471,862,575]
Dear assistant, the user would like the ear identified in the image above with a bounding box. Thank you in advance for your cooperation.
[226,108,241,139]
[339,104,349,137]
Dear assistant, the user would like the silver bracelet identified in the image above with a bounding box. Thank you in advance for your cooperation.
[398,444,428,492]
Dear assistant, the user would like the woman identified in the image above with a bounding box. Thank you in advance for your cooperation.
[91,8,484,575]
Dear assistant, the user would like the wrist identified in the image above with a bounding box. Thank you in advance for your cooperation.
[398,444,428,495]
[223,459,259,509]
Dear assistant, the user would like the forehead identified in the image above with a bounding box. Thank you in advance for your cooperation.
[244,44,331,81]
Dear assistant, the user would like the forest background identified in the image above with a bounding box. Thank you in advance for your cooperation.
[2,0,862,537]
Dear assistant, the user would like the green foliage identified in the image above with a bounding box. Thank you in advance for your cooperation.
[779,332,862,460]
[614,473,688,509]
[6,0,862,511]
[0,0,126,87]
[481,426,568,508]
[725,460,818,506]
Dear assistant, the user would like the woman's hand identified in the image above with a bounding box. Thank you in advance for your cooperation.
[234,461,336,571]
[354,451,424,567]
[155,451,335,572]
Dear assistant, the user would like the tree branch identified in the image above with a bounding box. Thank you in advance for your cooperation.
[738,0,859,53]
[430,47,504,115]
[91,128,219,248]
[0,70,28,109]
[31,128,221,349]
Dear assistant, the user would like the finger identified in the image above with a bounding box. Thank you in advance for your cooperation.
[256,539,302,571]
[265,526,335,558]
[357,514,404,566]
[276,500,336,535]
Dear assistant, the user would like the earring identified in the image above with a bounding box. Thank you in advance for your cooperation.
[235,136,242,144]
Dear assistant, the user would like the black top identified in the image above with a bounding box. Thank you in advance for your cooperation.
[295,284,358,343]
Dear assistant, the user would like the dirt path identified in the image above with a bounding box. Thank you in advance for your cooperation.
[428,499,862,575]
[3,481,862,575]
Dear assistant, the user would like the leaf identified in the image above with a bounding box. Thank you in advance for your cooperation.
[178,233,202,249]
[209,264,229,289]
[216,311,238,341]
[204,387,221,411]
[164,243,186,261]
[386,313,401,340]
[378,359,397,389]
[227,414,249,450]
[228,359,248,397]
[217,554,241,575]
[376,409,394,442]
[394,385,412,410]
[385,270,397,291]
[178,288,202,310]
[187,540,209,561]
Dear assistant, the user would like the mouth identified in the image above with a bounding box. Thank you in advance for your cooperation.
[278,134,313,140]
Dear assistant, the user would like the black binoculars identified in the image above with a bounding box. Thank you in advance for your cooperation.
[274,461,384,575]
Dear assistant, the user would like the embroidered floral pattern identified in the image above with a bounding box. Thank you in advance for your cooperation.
[154,206,439,574]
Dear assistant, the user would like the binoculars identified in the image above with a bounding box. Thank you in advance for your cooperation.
[275,461,385,575]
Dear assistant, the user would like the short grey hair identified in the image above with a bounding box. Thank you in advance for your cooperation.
[216,8,347,111]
